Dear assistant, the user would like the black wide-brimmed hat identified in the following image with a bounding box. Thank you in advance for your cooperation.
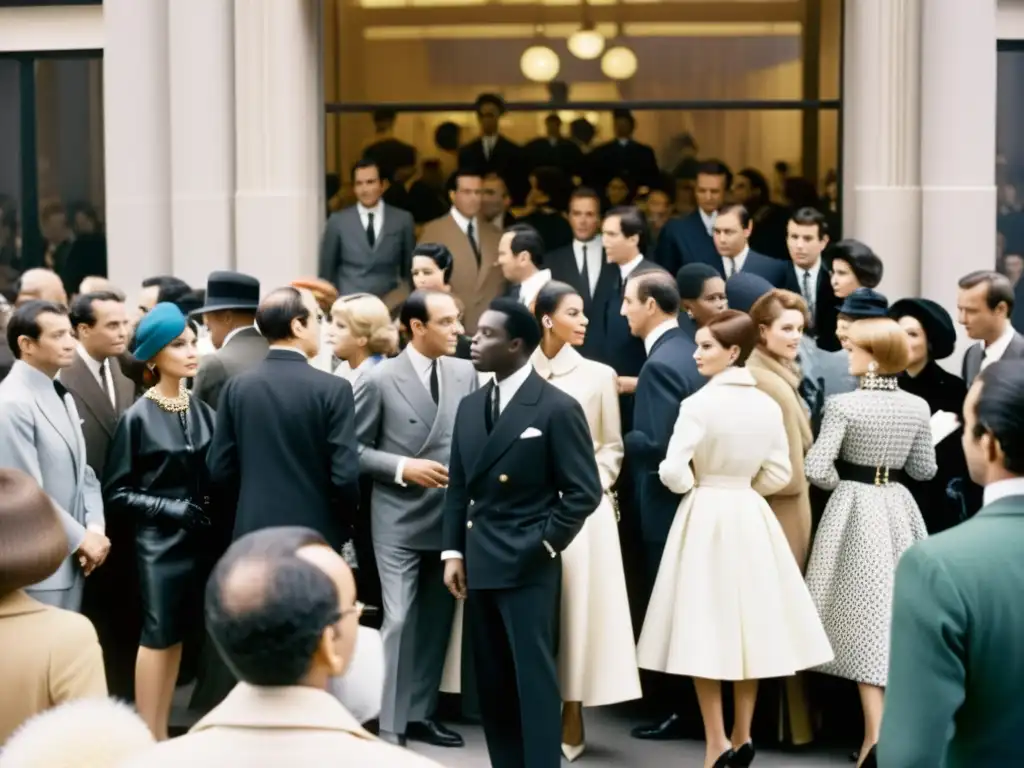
[837,287,888,320]
[190,271,260,315]
[889,297,957,360]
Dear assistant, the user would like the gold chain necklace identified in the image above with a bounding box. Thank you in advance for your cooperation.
[144,380,190,413]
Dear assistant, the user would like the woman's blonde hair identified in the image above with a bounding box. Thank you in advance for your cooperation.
[846,317,910,374]
[748,289,810,338]
[331,293,399,356]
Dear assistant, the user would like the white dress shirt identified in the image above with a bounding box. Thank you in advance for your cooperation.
[573,236,603,297]
[980,322,1017,372]
[699,208,717,236]
[442,361,533,561]
[76,346,115,409]
[517,268,552,309]
[722,246,749,278]
[983,476,1024,507]
[449,207,478,246]
[394,344,443,487]
[644,318,679,356]
[482,135,497,160]
[793,259,822,322]
[357,202,384,241]
[619,253,645,282]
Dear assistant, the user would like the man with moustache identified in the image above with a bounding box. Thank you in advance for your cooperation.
[0,301,109,611]
[60,290,138,696]
[442,298,601,768]
[354,290,477,749]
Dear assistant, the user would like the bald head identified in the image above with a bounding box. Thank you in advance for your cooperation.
[254,286,320,353]
[16,269,67,308]
[78,276,123,299]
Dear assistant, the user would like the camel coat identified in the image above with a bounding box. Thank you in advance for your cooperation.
[0,591,107,744]
[748,349,814,571]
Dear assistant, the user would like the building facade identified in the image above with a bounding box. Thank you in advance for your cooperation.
[0,0,1020,358]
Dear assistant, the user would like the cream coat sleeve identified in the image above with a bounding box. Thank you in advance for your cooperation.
[594,366,624,493]
[658,399,705,495]
[753,403,794,497]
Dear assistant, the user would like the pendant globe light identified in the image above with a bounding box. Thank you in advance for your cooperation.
[568,24,605,60]
[520,44,561,83]
[601,45,638,81]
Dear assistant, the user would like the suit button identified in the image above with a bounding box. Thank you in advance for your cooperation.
[467,521,473,529]
[499,474,508,483]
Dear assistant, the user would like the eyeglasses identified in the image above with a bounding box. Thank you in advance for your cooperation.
[340,601,377,619]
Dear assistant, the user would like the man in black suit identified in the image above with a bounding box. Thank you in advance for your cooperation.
[654,160,731,277]
[207,287,360,553]
[442,298,601,768]
[523,113,584,181]
[363,107,417,185]
[584,109,660,194]
[710,204,788,287]
[958,270,1024,387]
[782,207,841,351]
[546,187,604,318]
[458,93,527,206]
[621,270,705,741]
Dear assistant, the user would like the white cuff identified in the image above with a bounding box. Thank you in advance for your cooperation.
[441,550,463,561]
[87,524,105,536]
[394,458,408,487]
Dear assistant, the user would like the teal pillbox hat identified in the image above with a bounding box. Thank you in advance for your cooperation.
[133,302,187,362]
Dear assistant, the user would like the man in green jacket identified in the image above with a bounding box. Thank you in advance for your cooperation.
[878,359,1024,767]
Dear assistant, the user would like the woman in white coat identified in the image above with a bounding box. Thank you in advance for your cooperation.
[636,309,832,768]
[530,280,642,761]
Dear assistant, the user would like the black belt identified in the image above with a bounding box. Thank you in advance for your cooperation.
[835,459,907,487]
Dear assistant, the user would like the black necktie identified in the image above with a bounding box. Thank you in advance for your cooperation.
[366,212,376,248]
[508,284,522,302]
[54,380,68,399]
[486,383,500,433]
[467,221,481,266]
[725,258,735,278]
[803,270,816,328]
[429,359,439,404]
[98,361,112,403]
[580,244,591,298]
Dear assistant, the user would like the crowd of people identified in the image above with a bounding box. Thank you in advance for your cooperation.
[0,150,1023,768]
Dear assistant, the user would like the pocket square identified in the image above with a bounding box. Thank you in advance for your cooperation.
[519,427,542,439]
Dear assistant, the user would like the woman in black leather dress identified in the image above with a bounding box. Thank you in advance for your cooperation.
[103,302,217,739]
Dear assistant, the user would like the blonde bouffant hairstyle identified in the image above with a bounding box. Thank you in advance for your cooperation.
[331,293,399,357]
[846,317,910,374]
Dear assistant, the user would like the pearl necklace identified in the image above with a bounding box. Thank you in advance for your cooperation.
[859,374,899,392]
[144,380,190,413]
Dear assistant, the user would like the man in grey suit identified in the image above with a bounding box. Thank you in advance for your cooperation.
[957,270,1024,386]
[319,158,415,311]
[192,271,267,409]
[0,300,108,611]
[354,290,478,748]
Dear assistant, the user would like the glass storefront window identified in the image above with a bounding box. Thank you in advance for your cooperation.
[997,42,1024,281]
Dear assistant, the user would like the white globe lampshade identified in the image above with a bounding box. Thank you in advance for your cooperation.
[520,45,561,83]
[567,28,605,60]
[601,46,638,80]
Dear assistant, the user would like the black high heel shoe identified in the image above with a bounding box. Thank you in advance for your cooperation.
[712,748,735,768]
[730,741,755,767]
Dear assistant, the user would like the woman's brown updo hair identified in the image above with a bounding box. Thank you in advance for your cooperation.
[748,289,810,342]
[0,469,67,597]
[703,309,758,366]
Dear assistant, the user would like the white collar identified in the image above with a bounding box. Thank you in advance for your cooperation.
[76,344,107,378]
[983,477,1024,506]
[793,257,822,281]
[530,342,580,379]
[644,318,679,355]
[357,201,383,218]
[725,246,750,272]
[984,322,1016,359]
[222,324,256,349]
[574,235,602,253]
[517,268,552,308]
[404,342,438,379]
[450,207,476,234]
[619,254,645,280]
[494,361,533,405]
[698,208,717,235]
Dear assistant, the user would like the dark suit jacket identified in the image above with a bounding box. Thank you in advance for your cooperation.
[782,262,841,351]
[193,327,269,409]
[442,371,602,590]
[584,138,660,192]
[653,211,718,278]
[547,242,601,316]
[363,136,417,183]
[207,349,361,552]
[318,204,415,308]
[59,352,136,478]
[961,330,1024,386]
[458,135,528,205]
[623,328,704,544]
[880,493,1024,768]
[523,136,584,180]
[0,335,12,384]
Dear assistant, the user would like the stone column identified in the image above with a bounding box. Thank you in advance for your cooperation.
[841,0,922,300]
[103,0,172,291]
[234,0,324,290]
[168,0,236,288]
[920,0,998,356]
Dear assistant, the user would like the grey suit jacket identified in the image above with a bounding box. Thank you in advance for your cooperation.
[59,350,136,478]
[0,361,104,592]
[354,350,479,551]
[962,330,1024,386]
[318,204,415,308]
[194,327,269,409]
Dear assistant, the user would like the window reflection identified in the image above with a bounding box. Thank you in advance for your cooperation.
[997,45,1024,280]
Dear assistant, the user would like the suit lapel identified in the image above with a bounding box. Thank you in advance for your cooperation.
[344,208,373,257]
[63,354,117,435]
[394,351,438,428]
[469,371,543,482]
[420,356,461,449]
[34,383,79,472]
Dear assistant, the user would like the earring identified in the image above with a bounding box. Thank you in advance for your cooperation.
[867,360,878,376]
[147,363,156,372]
[543,317,553,329]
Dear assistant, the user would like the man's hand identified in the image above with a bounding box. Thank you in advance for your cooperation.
[76,530,111,576]
[403,459,449,488]
[443,559,467,600]
[617,376,638,395]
